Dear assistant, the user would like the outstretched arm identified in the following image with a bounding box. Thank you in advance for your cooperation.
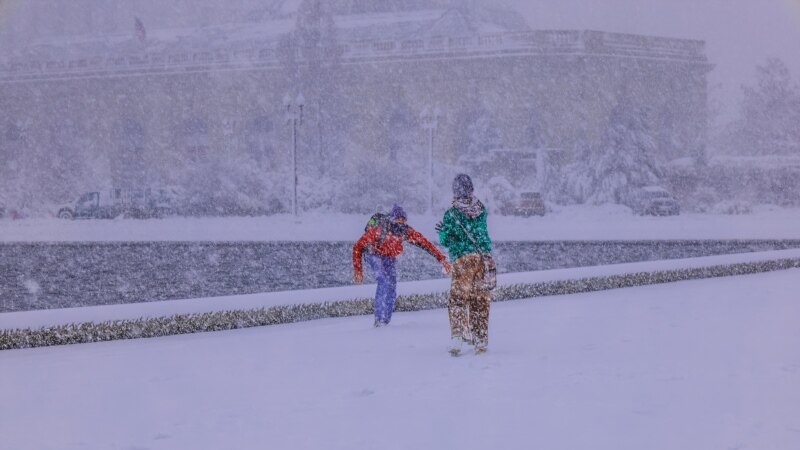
[405,227,451,273]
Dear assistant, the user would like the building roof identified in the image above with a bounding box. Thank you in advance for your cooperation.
[0,6,710,83]
[5,6,525,59]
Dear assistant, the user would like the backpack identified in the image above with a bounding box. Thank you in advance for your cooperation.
[365,212,391,247]
[364,212,407,251]
[365,212,391,233]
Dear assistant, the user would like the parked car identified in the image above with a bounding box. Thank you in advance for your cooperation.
[624,186,680,216]
[147,186,181,218]
[57,187,179,220]
[498,191,546,217]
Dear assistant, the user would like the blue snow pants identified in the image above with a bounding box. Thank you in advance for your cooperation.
[366,253,397,324]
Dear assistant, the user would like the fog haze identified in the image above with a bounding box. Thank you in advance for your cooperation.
[3,0,798,123]
[1,0,798,217]
[510,0,800,123]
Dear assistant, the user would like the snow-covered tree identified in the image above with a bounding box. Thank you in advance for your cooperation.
[0,112,108,216]
[486,176,515,213]
[559,136,594,204]
[584,102,662,204]
[178,152,287,216]
[466,109,503,160]
[293,0,344,170]
[729,58,800,156]
[454,101,503,164]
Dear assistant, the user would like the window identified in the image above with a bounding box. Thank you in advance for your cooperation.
[401,40,424,50]
[374,42,395,51]
[168,54,189,64]
[449,37,472,48]
[77,192,98,207]
[68,59,88,69]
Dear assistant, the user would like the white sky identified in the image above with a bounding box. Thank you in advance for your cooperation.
[509,0,800,124]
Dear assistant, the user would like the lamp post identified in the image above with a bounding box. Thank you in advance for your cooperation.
[284,92,304,217]
[420,105,441,215]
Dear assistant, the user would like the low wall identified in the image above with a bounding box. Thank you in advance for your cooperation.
[3,239,799,312]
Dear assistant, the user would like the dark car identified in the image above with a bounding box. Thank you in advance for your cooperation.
[625,186,680,216]
[499,191,546,217]
[57,191,117,219]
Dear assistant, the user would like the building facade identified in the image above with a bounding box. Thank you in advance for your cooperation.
[0,6,712,212]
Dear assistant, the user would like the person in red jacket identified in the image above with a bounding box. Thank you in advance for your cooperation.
[353,205,452,327]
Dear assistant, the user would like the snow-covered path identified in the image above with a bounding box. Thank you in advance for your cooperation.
[2,268,799,450]
[2,205,800,242]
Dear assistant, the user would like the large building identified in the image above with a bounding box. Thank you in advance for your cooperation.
[0,3,712,212]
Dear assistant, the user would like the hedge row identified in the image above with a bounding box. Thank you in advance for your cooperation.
[2,258,799,350]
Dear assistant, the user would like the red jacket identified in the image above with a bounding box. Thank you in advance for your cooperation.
[352,225,447,275]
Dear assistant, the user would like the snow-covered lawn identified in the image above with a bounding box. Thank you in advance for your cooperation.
[2,268,799,450]
[2,204,800,242]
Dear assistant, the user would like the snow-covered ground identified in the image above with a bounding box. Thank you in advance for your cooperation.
[1,268,799,450]
[2,205,799,448]
[2,204,800,242]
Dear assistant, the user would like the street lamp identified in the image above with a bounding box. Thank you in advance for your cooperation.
[420,105,442,215]
[284,92,304,217]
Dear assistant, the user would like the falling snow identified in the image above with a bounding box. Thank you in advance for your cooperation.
[1,1,799,450]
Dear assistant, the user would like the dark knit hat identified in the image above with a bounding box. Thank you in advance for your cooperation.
[390,204,407,220]
[452,173,474,198]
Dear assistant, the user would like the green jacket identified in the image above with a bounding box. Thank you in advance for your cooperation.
[438,206,492,261]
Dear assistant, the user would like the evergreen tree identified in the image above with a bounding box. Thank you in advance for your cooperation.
[732,58,800,155]
[586,102,662,204]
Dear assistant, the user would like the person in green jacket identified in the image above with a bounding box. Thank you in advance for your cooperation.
[436,173,493,356]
